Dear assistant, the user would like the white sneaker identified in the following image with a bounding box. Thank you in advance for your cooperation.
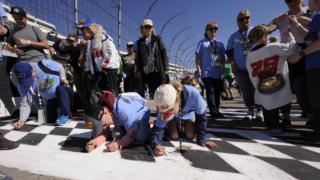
[255,110,264,121]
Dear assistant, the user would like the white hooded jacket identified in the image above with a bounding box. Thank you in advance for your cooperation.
[85,24,120,74]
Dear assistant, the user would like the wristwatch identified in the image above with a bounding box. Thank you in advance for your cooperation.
[27,40,32,45]
[299,50,306,58]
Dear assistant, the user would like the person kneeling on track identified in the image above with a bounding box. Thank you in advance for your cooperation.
[149,81,218,156]
[85,92,151,152]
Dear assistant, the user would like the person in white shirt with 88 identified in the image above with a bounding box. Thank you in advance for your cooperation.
[246,24,299,131]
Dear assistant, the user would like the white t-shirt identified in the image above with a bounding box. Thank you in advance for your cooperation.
[277,8,307,43]
[246,43,298,110]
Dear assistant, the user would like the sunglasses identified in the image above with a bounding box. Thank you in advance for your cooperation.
[238,16,250,22]
[144,25,153,29]
[206,27,218,32]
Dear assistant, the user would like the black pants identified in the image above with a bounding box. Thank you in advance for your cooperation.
[291,73,310,114]
[202,77,222,116]
[5,56,19,97]
[263,104,291,129]
[98,69,119,96]
[124,75,135,92]
[306,68,320,132]
[144,72,162,98]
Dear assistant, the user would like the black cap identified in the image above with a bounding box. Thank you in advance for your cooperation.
[10,7,26,17]
[85,104,104,121]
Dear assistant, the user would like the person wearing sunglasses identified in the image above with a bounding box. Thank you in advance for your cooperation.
[135,19,169,99]
[195,21,225,119]
[226,10,263,120]
[271,0,311,128]
[150,81,218,156]
[85,92,151,152]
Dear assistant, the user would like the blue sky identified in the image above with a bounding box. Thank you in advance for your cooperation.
[4,0,297,67]
[121,0,298,66]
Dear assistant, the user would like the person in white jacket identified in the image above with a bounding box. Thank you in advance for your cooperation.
[79,19,120,96]
[246,24,299,131]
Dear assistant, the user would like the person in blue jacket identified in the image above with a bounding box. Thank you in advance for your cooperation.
[150,81,218,156]
[11,60,73,128]
[85,92,151,152]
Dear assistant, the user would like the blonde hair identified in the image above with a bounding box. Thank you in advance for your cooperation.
[181,75,202,93]
[89,23,106,49]
[170,80,183,105]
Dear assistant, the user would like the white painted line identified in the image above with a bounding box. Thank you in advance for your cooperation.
[37,135,67,150]
[301,146,320,154]
[4,130,28,141]
[228,141,294,159]
[30,125,55,134]
[237,131,295,146]
[69,128,92,139]
[301,161,320,170]
[216,152,297,180]
[0,123,14,130]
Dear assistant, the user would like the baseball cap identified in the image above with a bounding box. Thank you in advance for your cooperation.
[10,7,26,17]
[142,19,153,27]
[12,61,34,89]
[85,104,104,121]
[248,24,277,42]
[77,18,96,29]
[154,84,177,112]
[98,91,116,111]
[127,41,134,46]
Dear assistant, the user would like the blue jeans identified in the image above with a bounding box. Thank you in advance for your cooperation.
[202,77,222,116]
[135,108,151,143]
[55,85,73,117]
[235,70,255,111]
[46,85,73,123]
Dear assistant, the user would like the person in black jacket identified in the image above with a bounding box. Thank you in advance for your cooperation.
[135,19,169,98]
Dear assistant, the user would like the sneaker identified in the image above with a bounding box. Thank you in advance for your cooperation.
[55,115,70,126]
[0,136,19,150]
[211,112,224,118]
[255,110,264,121]
[244,110,255,120]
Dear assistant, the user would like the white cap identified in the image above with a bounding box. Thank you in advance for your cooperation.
[154,84,177,112]
[142,19,153,26]
[127,41,134,46]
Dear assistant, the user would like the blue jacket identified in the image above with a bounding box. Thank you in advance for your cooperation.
[150,85,208,149]
[113,93,150,131]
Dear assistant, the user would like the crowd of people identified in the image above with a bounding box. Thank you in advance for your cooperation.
[0,0,320,156]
